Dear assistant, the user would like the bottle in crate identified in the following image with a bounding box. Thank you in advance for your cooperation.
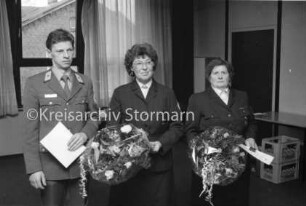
[261,135,300,164]
[260,160,299,184]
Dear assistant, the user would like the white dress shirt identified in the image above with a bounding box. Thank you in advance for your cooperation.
[212,87,230,105]
[52,67,72,90]
[136,79,152,98]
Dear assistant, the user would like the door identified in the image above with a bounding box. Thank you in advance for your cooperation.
[231,29,274,138]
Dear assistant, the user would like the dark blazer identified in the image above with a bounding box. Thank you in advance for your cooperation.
[23,70,99,180]
[109,80,183,172]
[185,86,257,141]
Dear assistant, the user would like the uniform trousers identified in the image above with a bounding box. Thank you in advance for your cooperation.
[40,178,84,206]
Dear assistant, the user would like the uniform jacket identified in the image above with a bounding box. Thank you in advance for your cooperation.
[109,80,183,172]
[23,70,99,180]
[185,86,257,141]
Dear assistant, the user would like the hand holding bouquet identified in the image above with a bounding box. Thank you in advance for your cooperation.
[80,124,151,196]
[188,126,247,206]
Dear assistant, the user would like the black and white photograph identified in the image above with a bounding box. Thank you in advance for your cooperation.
[0,0,305,206]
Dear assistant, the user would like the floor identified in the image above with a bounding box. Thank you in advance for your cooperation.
[249,174,305,206]
[0,143,305,206]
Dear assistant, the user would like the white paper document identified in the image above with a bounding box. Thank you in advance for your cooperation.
[40,122,86,168]
[239,144,274,165]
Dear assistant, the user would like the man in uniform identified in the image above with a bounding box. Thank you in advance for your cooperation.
[23,29,99,206]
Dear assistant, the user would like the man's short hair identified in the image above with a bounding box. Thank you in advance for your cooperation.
[46,29,74,50]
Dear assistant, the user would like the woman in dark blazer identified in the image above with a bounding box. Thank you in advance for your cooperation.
[108,43,183,206]
[185,58,258,206]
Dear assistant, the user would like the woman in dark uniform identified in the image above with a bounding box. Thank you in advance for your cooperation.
[108,43,183,206]
[185,58,258,206]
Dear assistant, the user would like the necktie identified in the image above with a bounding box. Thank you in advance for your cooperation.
[61,75,71,98]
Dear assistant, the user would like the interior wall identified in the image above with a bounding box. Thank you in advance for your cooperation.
[229,1,277,31]
[193,0,225,93]
[279,2,306,115]
[194,0,225,58]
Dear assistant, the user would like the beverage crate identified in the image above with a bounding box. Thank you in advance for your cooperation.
[261,136,300,164]
[260,160,299,184]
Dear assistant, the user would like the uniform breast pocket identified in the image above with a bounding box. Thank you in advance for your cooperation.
[39,99,62,108]
[199,113,219,128]
[203,113,219,120]
[39,99,62,120]
[74,98,88,111]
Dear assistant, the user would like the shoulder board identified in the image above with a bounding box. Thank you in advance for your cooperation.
[75,73,84,84]
[44,71,52,82]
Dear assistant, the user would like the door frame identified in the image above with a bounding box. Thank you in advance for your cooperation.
[228,26,277,112]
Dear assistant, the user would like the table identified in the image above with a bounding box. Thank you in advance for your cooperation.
[254,111,306,128]
[254,111,306,181]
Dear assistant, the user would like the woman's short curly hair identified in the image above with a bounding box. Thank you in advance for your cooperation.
[205,58,234,85]
[124,43,158,76]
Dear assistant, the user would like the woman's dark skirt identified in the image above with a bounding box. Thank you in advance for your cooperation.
[109,169,173,206]
[191,159,251,206]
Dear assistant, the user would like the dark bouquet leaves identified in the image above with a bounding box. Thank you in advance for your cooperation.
[188,126,247,205]
[79,124,151,197]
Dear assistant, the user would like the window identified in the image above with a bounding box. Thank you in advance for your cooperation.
[7,0,84,107]
[22,0,77,58]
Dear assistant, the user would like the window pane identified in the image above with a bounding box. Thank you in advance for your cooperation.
[21,0,77,58]
[20,66,78,104]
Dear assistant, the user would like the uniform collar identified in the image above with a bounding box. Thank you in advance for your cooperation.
[131,79,157,101]
[51,67,72,82]
[211,86,229,96]
[44,67,84,84]
[136,79,152,89]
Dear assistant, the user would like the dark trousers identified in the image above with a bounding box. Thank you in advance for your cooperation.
[109,169,173,206]
[40,179,84,206]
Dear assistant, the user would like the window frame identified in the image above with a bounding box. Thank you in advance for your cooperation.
[7,0,84,108]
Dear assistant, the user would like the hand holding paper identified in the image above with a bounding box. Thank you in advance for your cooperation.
[40,122,86,168]
[245,137,258,150]
[239,144,274,165]
[67,132,88,151]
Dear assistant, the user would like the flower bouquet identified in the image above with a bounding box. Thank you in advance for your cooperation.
[188,126,247,206]
[80,124,151,196]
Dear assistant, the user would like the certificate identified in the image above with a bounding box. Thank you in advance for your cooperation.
[40,122,86,168]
